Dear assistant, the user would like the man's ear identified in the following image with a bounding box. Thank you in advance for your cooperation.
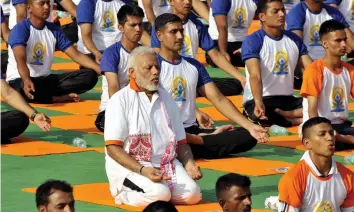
[157,30,163,42]
[128,67,135,78]
[258,13,265,23]
[118,24,124,33]
[321,39,328,49]
[219,199,228,211]
[303,137,312,150]
[38,205,46,212]
[168,0,173,6]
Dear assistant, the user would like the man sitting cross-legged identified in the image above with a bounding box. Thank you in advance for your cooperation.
[95,3,145,132]
[155,13,269,159]
[300,20,354,150]
[104,46,203,207]
[151,0,247,96]
[6,0,99,104]
[242,0,313,127]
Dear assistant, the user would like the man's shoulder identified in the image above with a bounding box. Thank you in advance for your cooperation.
[281,160,311,183]
[110,86,130,102]
[45,21,62,32]
[306,59,326,73]
[244,29,266,43]
[343,62,354,72]
[12,19,30,31]
[103,42,122,57]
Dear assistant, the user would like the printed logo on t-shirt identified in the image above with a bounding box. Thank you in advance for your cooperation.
[30,42,46,65]
[101,10,116,32]
[179,34,193,57]
[159,0,170,7]
[330,86,345,112]
[232,7,247,29]
[172,76,187,102]
[314,201,333,212]
[282,0,294,4]
[309,24,321,46]
[272,50,288,75]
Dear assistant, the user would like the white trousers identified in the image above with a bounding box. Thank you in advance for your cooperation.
[109,160,202,207]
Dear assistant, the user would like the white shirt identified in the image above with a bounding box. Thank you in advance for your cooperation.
[138,0,171,23]
[6,19,72,81]
[158,55,212,128]
[286,2,350,60]
[301,59,354,125]
[76,0,125,54]
[208,0,257,42]
[326,0,354,32]
[242,29,308,103]
[104,82,186,191]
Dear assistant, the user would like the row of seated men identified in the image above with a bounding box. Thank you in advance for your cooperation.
[1,0,354,210]
[24,115,354,212]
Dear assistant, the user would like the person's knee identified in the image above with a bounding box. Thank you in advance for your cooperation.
[150,183,172,203]
[173,182,201,205]
[86,70,98,87]
[18,112,30,130]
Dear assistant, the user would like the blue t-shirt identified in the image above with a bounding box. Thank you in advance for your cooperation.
[241,29,308,103]
[157,54,212,128]
[286,2,349,59]
[7,19,71,81]
[151,13,214,58]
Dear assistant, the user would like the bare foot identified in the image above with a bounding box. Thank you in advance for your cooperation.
[53,93,80,103]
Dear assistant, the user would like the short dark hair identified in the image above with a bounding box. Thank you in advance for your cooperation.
[117,4,144,25]
[36,180,73,208]
[155,13,182,32]
[143,201,178,212]
[319,19,346,40]
[257,0,283,15]
[301,117,332,141]
[216,173,251,200]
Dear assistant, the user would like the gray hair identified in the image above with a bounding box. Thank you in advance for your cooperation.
[127,46,157,70]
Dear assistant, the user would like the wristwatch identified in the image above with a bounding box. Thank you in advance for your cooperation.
[30,111,38,121]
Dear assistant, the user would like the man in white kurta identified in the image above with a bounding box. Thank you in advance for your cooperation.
[104,46,202,207]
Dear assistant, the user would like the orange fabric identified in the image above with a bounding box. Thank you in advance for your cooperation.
[1,137,102,156]
[31,100,100,115]
[263,135,306,151]
[129,76,142,92]
[51,62,80,72]
[278,160,310,208]
[248,20,262,35]
[54,51,71,59]
[59,18,73,26]
[105,140,124,146]
[177,139,187,145]
[49,115,103,135]
[22,183,270,212]
[196,157,294,176]
[337,163,354,208]
[300,59,325,98]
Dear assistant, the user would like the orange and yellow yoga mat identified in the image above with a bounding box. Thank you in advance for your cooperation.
[31,100,100,115]
[196,157,293,176]
[1,137,102,156]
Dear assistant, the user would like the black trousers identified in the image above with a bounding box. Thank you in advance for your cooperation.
[185,125,257,159]
[212,77,243,96]
[1,110,29,144]
[244,95,303,127]
[94,110,105,132]
[1,51,8,75]
[332,121,354,151]
[206,41,244,67]
[8,70,98,103]
[61,20,79,44]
